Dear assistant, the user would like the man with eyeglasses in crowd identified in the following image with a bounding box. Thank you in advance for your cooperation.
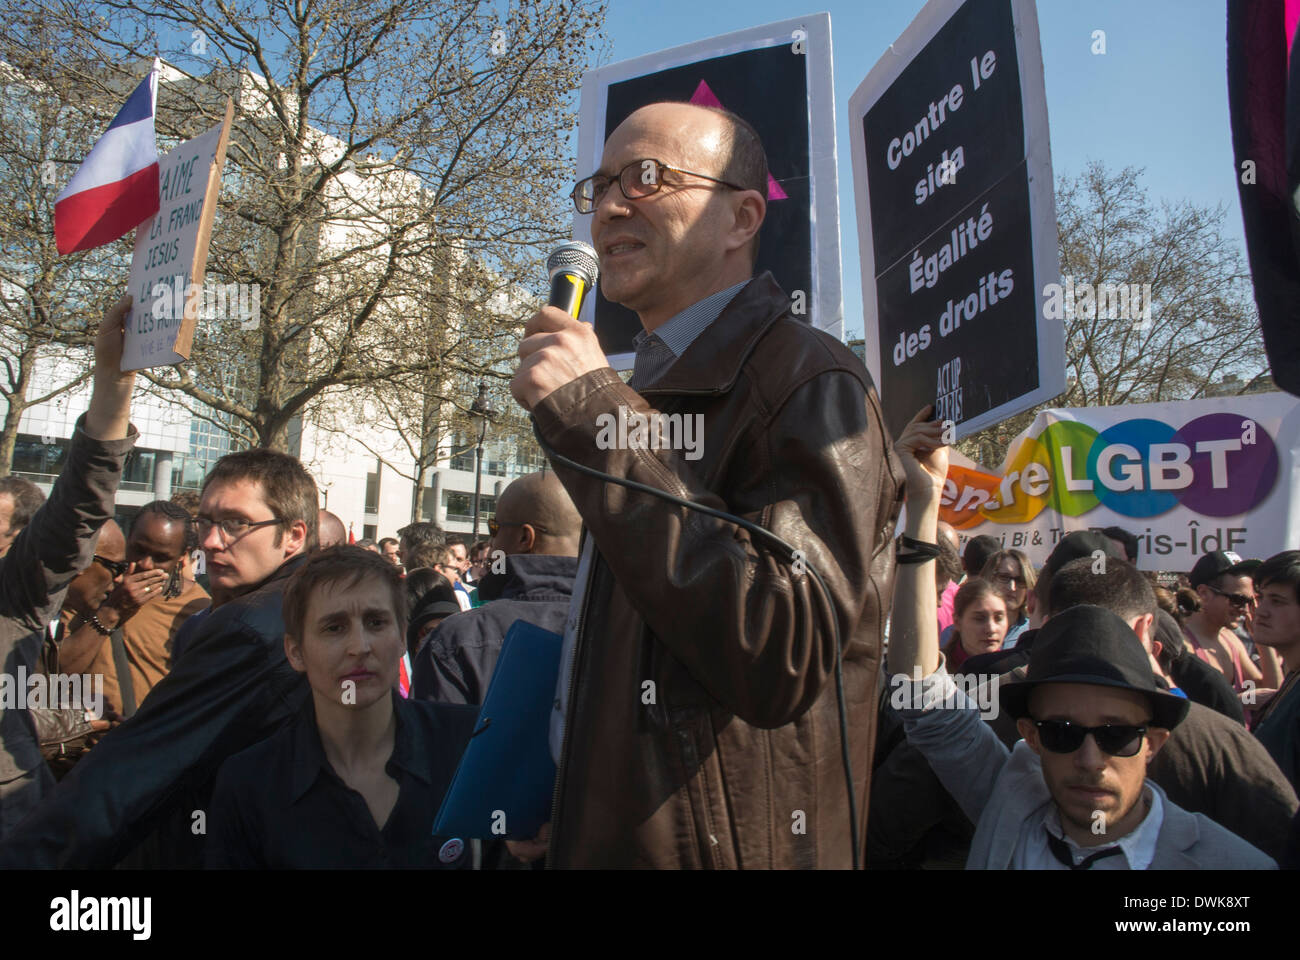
[890,410,1272,868]
[0,449,319,868]
[510,102,901,867]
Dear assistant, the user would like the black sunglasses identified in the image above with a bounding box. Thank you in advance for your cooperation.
[1207,584,1254,608]
[1033,719,1148,758]
[93,555,129,578]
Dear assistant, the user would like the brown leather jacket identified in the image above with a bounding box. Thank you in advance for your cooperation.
[532,273,904,868]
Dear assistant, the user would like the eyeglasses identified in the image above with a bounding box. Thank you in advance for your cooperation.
[487,519,551,537]
[571,158,744,214]
[994,573,1023,588]
[93,555,129,578]
[194,515,283,544]
[1207,585,1254,608]
[1033,719,1149,758]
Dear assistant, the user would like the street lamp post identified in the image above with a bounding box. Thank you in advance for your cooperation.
[470,381,497,539]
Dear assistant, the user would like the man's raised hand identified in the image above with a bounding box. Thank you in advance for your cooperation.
[85,294,136,441]
[895,405,950,509]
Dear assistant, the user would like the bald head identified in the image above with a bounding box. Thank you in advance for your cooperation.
[593,102,768,331]
[318,510,346,550]
[62,519,125,620]
[492,472,581,557]
[96,518,126,560]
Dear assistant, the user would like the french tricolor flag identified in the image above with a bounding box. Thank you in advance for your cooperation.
[54,61,160,255]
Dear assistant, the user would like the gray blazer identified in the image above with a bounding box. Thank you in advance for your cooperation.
[900,669,1277,869]
[0,418,135,835]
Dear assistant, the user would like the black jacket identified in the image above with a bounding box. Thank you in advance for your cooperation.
[0,556,310,868]
[0,417,135,836]
[411,554,576,706]
[206,692,480,868]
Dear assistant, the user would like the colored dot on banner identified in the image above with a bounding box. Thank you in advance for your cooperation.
[1087,419,1182,518]
[1173,413,1278,518]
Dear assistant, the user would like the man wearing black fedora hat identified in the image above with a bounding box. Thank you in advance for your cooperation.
[889,409,1274,869]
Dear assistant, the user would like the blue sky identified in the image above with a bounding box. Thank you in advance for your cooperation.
[593,0,1240,340]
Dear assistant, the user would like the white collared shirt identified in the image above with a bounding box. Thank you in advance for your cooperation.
[1012,785,1164,870]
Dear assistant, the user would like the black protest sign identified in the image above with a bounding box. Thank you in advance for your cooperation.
[573,16,841,368]
[849,0,1063,440]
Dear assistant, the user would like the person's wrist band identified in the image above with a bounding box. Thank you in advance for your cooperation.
[897,535,941,565]
[82,613,112,636]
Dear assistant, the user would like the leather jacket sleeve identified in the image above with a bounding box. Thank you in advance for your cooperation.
[0,608,305,868]
[532,363,898,729]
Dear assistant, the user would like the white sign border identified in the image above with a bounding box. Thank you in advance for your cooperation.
[847,0,1064,437]
[573,12,842,371]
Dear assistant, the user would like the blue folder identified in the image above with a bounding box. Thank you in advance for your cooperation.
[432,620,563,840]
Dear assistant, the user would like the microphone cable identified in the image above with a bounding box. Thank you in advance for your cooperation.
[530,416,861,870]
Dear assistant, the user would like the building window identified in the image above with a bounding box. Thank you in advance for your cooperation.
[450,446,476,472]
[121,449,157,491]
[444,492,495,523]
[172,454,220,492]
[12,435,67,478]
[363,524,377,541]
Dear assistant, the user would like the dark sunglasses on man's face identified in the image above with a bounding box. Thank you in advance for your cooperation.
[93,555,129,578]
[1033,719,1148,758]
[1207,584,1253,608]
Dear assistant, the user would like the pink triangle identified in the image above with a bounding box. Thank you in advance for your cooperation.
[688,79,787,201]
[689,79,723,108]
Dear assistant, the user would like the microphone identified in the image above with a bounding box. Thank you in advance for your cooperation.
[547,241,599,319]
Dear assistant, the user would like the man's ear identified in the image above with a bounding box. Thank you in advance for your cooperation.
[728,190,766,254]
[1133,612,1155,648]
[521,524,538,555]
[284,633,306,673]
[1016,716,1041,754]
[284,520,308,558]
[1144,726,1171,762]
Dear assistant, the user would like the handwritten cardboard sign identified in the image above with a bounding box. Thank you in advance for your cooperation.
[123,98,232,371]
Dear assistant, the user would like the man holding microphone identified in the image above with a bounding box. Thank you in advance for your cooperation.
[511,101,902,868]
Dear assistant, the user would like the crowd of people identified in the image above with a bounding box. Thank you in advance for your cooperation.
[0,99,1296,871]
